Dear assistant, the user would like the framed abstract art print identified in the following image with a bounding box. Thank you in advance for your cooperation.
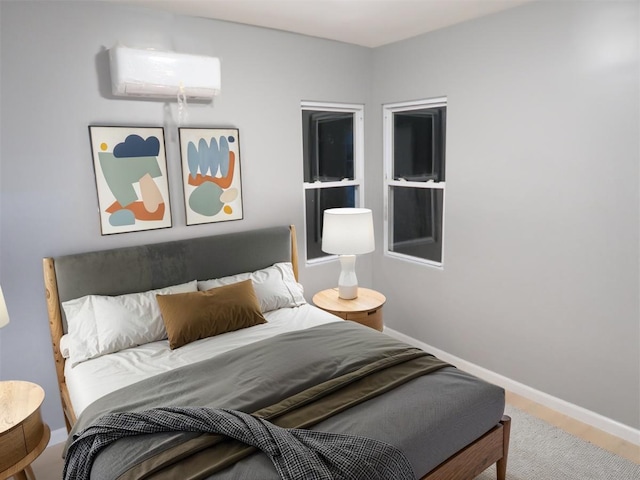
[178,127,244,225]
[88,126,172,234]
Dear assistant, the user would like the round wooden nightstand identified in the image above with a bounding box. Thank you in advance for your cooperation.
[0,381,50,480]
[312,287,386,331]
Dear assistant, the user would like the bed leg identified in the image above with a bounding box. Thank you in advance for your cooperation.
[496,415,511,480]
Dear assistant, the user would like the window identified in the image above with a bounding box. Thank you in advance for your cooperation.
[302,102,364,261]
[383,98,447,267]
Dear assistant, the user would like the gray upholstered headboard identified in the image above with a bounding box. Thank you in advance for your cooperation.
[43,225,297,430]
[53,225,293,328]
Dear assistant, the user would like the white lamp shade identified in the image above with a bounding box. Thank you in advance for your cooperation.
[0,285,10,329]
[322,208,375,255]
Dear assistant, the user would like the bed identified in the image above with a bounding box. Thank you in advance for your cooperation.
[43,225,510,479]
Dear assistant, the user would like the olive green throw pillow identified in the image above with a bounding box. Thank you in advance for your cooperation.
[157,279,267,349]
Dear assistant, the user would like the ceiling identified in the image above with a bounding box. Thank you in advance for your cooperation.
[116,0,533,48]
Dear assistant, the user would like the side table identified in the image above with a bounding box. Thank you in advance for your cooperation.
[312,287,386,331]
[0,381,50,480]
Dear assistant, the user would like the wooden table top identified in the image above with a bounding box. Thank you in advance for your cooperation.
[0,381,45,435]
[313,287,386,313]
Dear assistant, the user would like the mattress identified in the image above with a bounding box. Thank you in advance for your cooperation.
[205,367,505,479]
[64,304,340,415]
[64,304,505,477]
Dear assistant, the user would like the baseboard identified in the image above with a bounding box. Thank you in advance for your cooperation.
[49,426,68,446]
[384,326,640,446]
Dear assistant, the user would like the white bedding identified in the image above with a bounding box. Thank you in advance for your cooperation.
[64,304,340,416]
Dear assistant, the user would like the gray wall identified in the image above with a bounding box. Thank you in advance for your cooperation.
[0,0,372,431]
[1,0,638,434]
[371,1,639,428]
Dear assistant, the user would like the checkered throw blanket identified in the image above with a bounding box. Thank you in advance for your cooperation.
[63,407,415,480]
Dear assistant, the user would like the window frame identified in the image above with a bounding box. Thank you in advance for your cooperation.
[302,101,365,264]
[383,97,447,269]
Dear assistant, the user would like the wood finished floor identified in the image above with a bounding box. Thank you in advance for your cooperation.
[26,392,640,479]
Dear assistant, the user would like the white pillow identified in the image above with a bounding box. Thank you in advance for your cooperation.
[197,262,306,313]
[62,280,197,367]
[59,334,71,359]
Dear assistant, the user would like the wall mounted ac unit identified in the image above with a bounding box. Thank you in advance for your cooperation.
[109,46,221,100]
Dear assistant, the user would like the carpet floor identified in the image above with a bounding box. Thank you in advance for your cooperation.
[474,405,640,480]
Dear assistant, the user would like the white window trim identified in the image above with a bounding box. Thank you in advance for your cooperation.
[383,97,447,269]
[302,101,365,265]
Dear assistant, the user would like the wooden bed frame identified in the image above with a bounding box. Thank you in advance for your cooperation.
[43,225,510,480]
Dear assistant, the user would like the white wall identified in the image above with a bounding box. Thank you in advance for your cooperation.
[370,0,639,428]
[0,0,372,430]
[1,0,638,434]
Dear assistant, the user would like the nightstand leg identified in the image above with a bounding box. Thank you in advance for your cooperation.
[12,465,35,480]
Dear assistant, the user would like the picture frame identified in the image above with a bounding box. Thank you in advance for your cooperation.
[88,126,172,235]
[178,127,244,225]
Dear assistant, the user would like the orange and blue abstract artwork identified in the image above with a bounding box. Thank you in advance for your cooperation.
[179,128,243,225]
[89,126,172,235]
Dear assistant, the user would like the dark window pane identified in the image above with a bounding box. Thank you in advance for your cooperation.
[305,186,356,260]
[389,187,443,263]
[393,107,446,182]
[302,111,354,183]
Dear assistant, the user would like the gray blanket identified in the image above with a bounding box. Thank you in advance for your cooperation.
[64,407,415,480]
[65,322,503,479]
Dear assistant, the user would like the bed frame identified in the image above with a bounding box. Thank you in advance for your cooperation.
[43,224,510,480]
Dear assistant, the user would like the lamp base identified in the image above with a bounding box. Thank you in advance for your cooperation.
[337,254,358,300]
[338,284,358,300]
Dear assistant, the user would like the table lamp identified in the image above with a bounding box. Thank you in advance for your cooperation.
[321,208,374,300]
[0,285,9,329]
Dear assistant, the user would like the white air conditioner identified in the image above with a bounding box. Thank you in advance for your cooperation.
[109,46,221,100]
